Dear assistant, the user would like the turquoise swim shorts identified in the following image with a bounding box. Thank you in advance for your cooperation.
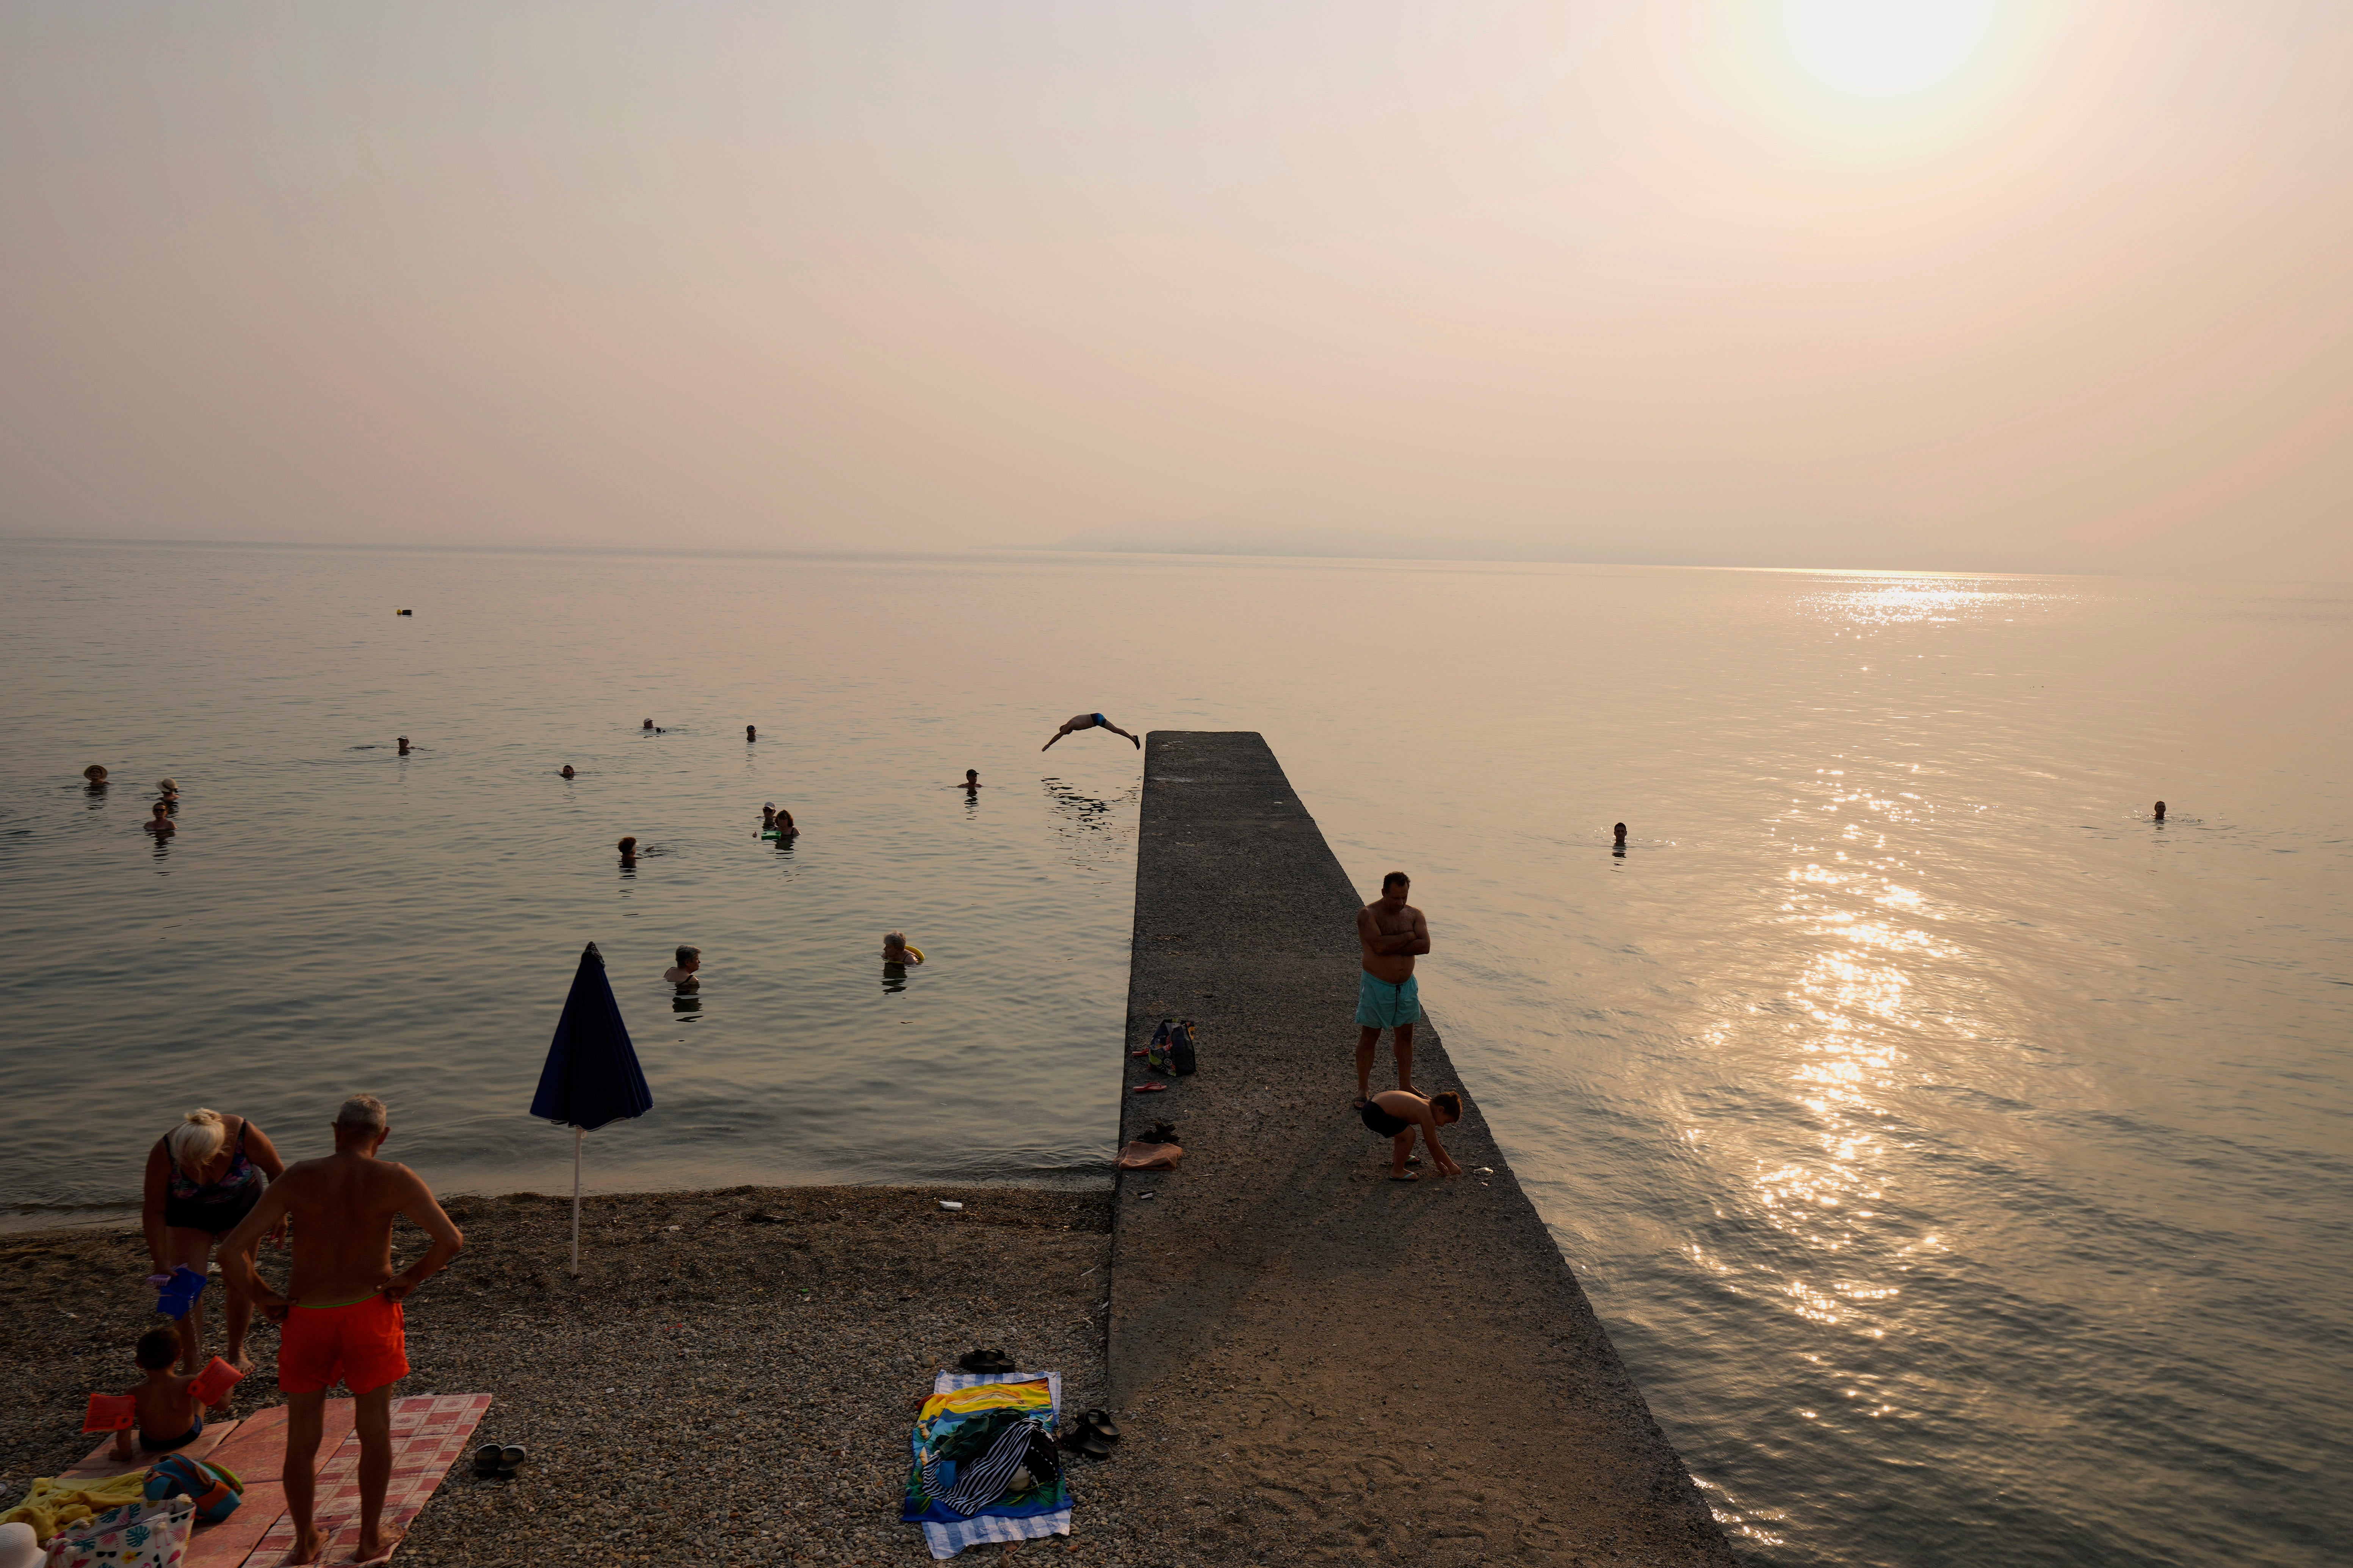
[1356,970,1419,1029]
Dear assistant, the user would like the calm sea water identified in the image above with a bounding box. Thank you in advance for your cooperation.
[3,541,2348,1567]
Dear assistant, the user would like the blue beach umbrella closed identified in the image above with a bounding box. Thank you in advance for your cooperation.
[531,942,653,1272]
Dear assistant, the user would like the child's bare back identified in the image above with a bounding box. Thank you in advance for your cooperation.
[113,1328,206,1458]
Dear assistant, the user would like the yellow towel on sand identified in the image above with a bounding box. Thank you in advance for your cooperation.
[0,1471,150,1541]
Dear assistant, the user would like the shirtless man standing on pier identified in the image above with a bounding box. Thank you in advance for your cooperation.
[221,1095,464,1565]
[1355,872,1430,1103]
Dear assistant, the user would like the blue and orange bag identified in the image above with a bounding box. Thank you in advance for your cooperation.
[144,1453,243,1523]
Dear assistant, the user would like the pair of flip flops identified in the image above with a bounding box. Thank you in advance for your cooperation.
[958,1348,1018,1375]
[1061,1409,1121,1458]
[472,1443,527,1480]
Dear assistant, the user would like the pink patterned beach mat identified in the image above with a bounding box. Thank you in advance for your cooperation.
[235,1394,490,1567]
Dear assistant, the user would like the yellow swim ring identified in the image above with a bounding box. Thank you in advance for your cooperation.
[905,946,924,964]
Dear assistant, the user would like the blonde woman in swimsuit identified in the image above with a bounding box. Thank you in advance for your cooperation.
[141,1109,287,1377]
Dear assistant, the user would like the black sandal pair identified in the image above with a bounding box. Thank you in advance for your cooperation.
[1060,1408,1121,1458]
[958,1347,1018,1374]
[472,1443,527,1479]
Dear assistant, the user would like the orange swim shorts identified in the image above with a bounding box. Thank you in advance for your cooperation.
[277,1294,408,1396]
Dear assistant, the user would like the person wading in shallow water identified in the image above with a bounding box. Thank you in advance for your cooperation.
[1354,872,1430,1104]
[222,1096,463,1568]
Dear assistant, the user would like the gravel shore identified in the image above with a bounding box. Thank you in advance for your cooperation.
[0,1184,1259,1567]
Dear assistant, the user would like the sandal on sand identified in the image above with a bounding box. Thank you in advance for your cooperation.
[1079,1409,1122,1442]
[497,1444,528,1478]
[1061,1424,1114,1458]
[473,1443,501,1479]
[959,1349,1016,1374]
[1130,1083,1168,1094]
[1388,1172,1419,1183]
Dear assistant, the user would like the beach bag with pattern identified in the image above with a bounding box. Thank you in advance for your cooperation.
[40,1495,193,1568]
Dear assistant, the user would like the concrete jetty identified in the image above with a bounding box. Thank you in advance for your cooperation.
[1108,732,1733,1565]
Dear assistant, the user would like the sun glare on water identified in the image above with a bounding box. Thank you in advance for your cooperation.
[1782,0,1995,97]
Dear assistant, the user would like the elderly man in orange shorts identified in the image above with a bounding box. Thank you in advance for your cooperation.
[222,1095,464,1565]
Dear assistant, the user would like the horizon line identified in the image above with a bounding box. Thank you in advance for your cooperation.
[2,532,2343,587]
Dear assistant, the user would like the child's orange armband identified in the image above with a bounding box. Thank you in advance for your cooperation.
[190,1357,244,1405]
[84,1393,136,1433]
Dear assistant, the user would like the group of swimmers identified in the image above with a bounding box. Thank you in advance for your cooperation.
[652,929,923,997]
[81,765,181,835]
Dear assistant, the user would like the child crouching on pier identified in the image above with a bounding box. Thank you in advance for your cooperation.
[1358,1089,1463,1181]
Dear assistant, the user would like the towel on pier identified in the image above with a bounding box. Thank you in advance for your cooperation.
[901,1370,1069,1559]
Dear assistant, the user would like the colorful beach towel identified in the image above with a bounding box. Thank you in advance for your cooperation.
[901,1370,1070,1560]
[0,1474,152,1543]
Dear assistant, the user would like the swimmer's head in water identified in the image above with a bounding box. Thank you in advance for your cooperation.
[2154,800,2167,818]
[83,765,108,783]
[746,725,757,738]
[158,778,178,794]
[561,765,576,778]
[150,800,170,817]
[1429,1091,1461,1124]
[965,770,979,782]
[642,718,653,729]
[675,944,699,967]
[883,931,909,953]
[618,835,638,855]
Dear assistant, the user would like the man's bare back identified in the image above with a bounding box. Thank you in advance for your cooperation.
[235,1152,455,1310]
[221,1099,461,1566]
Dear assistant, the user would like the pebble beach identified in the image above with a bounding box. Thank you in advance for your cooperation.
[0,1185,1258,1567]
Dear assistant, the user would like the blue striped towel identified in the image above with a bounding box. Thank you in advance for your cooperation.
[914,1369,1070,1560]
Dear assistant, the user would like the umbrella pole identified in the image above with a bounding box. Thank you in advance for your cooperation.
[570,1128,583,1275]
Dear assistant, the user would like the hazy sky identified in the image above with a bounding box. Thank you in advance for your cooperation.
[3,2,2347,577]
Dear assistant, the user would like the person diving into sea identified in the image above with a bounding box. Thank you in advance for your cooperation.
[1042,713,1140,751]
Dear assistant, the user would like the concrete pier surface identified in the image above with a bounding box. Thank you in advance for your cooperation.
[1108,732,1733,1566]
